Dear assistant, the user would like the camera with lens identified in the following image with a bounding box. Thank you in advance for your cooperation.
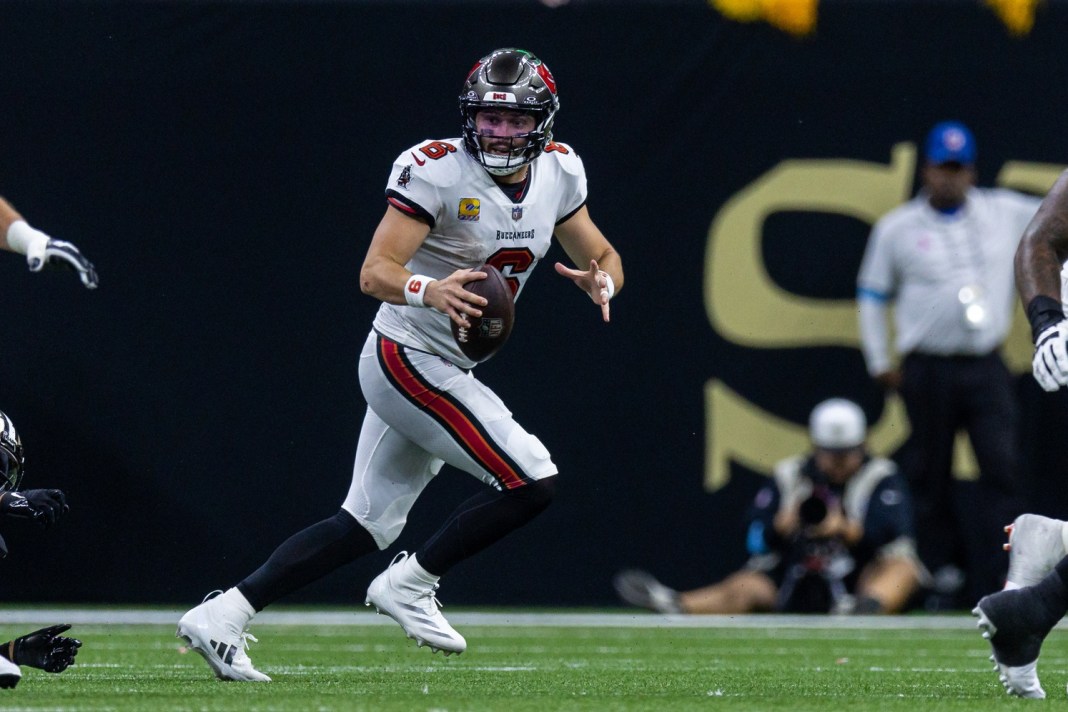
[798,488,833,526]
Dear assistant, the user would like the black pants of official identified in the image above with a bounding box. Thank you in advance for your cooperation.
[900,350,1024,606]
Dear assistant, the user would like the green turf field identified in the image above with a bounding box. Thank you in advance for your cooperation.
[0,609,1060,710]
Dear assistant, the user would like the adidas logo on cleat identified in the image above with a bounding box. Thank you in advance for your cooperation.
[212,640,238,666]
[176,591,271,682]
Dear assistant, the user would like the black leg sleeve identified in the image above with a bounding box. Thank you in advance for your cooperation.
[237,509,378,611]
[417,476,556,577]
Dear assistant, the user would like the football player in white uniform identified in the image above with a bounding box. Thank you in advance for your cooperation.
[178,48,623,681]
[972,170,1068,698]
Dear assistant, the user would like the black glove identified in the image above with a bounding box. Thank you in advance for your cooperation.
[0,489,69,528]
[9,221,99,289]
[33,239,99,289]
[2,625,81,673]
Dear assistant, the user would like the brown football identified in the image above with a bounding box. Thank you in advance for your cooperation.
[450,264,515,363]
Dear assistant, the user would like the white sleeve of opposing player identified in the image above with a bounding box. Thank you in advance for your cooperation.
[1062,267,1068,314]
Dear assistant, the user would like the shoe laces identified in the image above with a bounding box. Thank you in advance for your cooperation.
[201,589,225,604]
[389,551,445,613]
[412,582,444,615]
[237,632,259,655]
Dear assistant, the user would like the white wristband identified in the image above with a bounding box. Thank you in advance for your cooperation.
[404,274,436,308]
[6,220,46,256]
[598,270,616,300]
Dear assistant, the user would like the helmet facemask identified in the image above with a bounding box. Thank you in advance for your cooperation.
[461,106,554,176]
[0,412,24,492]
[459,48,559,176]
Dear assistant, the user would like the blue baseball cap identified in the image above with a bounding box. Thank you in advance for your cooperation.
[925,121,976,165]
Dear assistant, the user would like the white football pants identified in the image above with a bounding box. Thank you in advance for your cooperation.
[342,332,557,548]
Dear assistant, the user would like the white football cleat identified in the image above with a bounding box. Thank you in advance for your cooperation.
[1005,514,1068,589]
[176,590,271,682]
[973,588,1053,699]
[0,656,20,689]
[365,551,466,655]
[612,569,683,614]
[998,660,1045,699]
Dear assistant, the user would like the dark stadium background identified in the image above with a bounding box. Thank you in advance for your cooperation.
[1,0,1067,607]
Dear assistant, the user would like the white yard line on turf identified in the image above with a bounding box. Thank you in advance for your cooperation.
[0,609,1009,629]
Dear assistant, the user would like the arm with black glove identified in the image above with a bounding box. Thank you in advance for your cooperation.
[0,197,96,288]
[1026,295,1068,391]
[4,220,98,289]
[0,625,81,673]
[0,489,69,528]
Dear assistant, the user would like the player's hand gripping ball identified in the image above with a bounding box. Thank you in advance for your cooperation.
[451,264,514,363]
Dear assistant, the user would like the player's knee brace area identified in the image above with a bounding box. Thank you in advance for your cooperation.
[506,476,556,516]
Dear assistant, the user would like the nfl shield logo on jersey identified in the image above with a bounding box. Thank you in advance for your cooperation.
[512,206,523,221]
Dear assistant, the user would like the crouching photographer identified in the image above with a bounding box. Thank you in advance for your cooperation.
[614,399,926,615]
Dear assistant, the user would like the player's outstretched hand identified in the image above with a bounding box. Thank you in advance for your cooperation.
[28,238,99,289]
[1033,321,1068,392]
[554,259,613,322]
[8,221,98,289]
[5,625,82,673]
[0,489,69,527]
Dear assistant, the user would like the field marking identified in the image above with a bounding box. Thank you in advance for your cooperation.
[0,608,1029,630]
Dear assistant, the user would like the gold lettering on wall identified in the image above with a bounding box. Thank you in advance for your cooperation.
[705,143,915,348]
[704,147,1065,491]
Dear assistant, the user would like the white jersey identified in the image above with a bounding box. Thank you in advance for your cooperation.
[373,138,587,369]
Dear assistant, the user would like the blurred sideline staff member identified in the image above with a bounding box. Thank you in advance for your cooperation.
[856,121,1040,604]
[0,195,97,288]
[613,399,923,615]
[0,411,81,688]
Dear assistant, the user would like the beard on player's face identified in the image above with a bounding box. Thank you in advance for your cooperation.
[475,110,536,156]
[481,135,528,156]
